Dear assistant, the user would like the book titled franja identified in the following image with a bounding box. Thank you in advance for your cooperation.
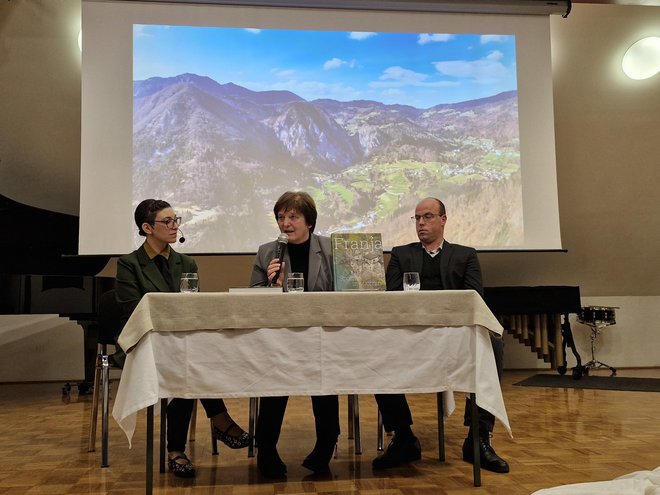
[331,233,386,291]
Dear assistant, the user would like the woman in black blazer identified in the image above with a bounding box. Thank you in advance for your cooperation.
[116,199,251,478]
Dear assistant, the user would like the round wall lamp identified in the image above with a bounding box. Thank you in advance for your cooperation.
[622,36,660,80]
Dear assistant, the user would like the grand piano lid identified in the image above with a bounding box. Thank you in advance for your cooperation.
[0,194,110,276]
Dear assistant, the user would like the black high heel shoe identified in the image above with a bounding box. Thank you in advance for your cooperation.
[212,422,251,449]
[302,440,336,473]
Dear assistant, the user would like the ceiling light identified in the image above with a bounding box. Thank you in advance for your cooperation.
[622,36,660,80]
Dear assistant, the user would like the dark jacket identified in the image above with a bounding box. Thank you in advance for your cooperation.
[385,241,483,296]
[115,244,197,325]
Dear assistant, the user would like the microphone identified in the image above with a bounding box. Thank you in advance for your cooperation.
[178,228,186,243]
[269,233,289,286]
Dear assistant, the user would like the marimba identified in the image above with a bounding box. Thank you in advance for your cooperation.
[484,286,584,377]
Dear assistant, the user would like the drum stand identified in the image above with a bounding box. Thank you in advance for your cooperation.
[583,323,617,376]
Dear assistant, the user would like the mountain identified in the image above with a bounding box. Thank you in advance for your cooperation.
[132,73,519,208]
[263,100,363,173]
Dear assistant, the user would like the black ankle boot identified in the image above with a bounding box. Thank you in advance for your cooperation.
[302,439,336,473]
[462,433,509,473]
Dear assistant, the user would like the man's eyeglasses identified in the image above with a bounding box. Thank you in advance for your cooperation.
[411,213,442,223]
[152,217,181,228]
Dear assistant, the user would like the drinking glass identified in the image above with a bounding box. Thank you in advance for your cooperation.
[403,272,421,291]
[286,272,305,293]
[180,272,199,293]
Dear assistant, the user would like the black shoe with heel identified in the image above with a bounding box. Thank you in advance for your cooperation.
[212,422,251,449]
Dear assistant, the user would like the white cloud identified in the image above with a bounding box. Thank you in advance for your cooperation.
[323,58,346,70]
[379,66,429,85]
[245,28,261,34]
[270,68,296,78]
[418,33,454,45]
[480,34,508,44]
[349,32,376,40]
[432,51,509,81]
[381,88,405,98]
[370,66,458,88]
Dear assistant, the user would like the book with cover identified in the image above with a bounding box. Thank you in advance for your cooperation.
[331,233,386,291]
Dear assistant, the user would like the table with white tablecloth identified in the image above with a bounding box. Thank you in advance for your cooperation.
[112,290,511,493]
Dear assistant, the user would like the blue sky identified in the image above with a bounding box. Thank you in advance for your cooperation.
[134,26,517,108]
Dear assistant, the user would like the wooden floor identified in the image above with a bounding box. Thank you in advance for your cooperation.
[1,369,659,494]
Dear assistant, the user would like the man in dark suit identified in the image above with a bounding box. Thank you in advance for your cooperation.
[372,197,509,473]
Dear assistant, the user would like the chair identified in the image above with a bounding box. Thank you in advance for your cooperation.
[88,290,224,468]
[87,289,123,467]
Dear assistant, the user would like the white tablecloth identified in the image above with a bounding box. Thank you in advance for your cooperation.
[112,291,510,445]
[532,467,660,495]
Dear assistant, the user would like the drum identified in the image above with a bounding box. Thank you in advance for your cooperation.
[578,306,617,326]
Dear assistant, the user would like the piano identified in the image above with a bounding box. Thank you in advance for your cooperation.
[0,194,113,387]
[483,286,585,378]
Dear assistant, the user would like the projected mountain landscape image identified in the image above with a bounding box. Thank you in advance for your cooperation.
[133,26,522,252]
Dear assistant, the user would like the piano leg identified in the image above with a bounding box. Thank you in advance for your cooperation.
[559,313,584,379]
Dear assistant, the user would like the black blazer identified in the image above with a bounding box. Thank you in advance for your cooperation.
[385,241,483,296]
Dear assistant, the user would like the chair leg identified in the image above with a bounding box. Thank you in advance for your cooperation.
[189,400,197,442]
[437,392,445,462]
[101,354,110,468]
[377,409,384,452]
[248,397,258,458]
[87,345,103,452]
[347,395,355,439]
[351,395,361,455]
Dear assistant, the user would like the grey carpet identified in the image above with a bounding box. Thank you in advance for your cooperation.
[514,373,660,392]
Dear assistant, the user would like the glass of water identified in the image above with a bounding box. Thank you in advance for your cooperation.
[403,272,420,291]
[180,272,199,293]
[286,272,305,293]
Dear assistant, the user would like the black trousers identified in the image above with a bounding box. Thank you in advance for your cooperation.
[375,333,504,437]
[256,395,340,450]
[167,398,227,452]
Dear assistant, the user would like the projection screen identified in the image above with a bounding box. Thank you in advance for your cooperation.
[80,0,562,254]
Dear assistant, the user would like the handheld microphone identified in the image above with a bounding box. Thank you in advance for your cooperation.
[269,233,289,286]
[178,228,186,243]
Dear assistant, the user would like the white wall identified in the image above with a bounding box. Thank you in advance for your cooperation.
[2,1,659,369]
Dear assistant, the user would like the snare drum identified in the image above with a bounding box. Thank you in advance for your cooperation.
[578,306,617,326]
